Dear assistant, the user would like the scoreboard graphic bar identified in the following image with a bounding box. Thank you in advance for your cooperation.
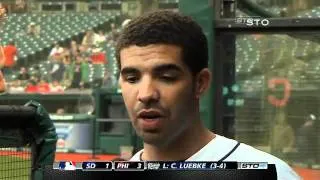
[53,161,269,171]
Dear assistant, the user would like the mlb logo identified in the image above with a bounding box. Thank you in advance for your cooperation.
[59,161,76,170]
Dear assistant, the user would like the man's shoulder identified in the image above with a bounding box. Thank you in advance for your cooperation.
[196,135,300,179]
[231,143,288,163]
[229,143,301,179]
[129,149,143,161]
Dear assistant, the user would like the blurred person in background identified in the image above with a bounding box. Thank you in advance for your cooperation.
[108,23,119,42]
[14,0,27,13]
[8,79,24,93]
[69,40,79,60]
[27,22,40,37]
[96,30,107,45]
[37,78,50,93]
[92,69,111,89]
[0,44,3,76]
[91,44,105,64]
[82,30,99,48]
[79,57,90,89]
[29,75,39,85]
[60,46,72,65]
[66,55,89,89]
[102,69,112,88]
[0,70,6,92]
[68,55,82,89]
[270,111,295,159]
[101,69,117,90]
[0,6,8,93]
[17,67,30,81]
[1,41,18,76]
[25,75,39,93]
[78,44,91,60]
[56,108,65,115]
[50,80,64,93]
[0,3,7,20]
[296,114,318,164]
[31,65,42,81]
[49,42,64,60]
[63,53,71,66]
[50,57,65,83]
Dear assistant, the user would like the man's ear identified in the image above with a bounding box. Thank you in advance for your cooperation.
[195,68,211,99]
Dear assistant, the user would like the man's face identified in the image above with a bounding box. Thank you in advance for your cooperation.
[119,44,197,147]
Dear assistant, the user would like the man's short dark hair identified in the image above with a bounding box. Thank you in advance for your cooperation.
[116,10,208,76]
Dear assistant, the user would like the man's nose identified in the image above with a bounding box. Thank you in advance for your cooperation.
[137,78,159,104]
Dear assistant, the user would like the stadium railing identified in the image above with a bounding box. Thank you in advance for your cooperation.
[0,100,57,180]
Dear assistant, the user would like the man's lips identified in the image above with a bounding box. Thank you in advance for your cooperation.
[137,109,164,119]
[136,109,166,129]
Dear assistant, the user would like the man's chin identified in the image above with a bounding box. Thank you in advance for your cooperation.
[139,131,167,146]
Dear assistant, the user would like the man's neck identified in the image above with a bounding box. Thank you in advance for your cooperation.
[142,121,215,161]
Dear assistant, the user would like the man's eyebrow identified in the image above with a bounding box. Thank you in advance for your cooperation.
[120,67,139,75]
[120,64,183,76]
[153,64,183,73]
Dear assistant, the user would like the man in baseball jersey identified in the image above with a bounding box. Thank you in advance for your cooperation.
[116,10,301,180]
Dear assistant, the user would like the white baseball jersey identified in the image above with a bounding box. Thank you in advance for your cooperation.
[130,134,301,180]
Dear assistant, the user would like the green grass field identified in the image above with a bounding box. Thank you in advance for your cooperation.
[0,152,31,180]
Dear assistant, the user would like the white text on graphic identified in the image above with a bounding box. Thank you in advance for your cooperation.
[235,17,270,26]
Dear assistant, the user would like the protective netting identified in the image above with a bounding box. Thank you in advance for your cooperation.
[0,147,31,180]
